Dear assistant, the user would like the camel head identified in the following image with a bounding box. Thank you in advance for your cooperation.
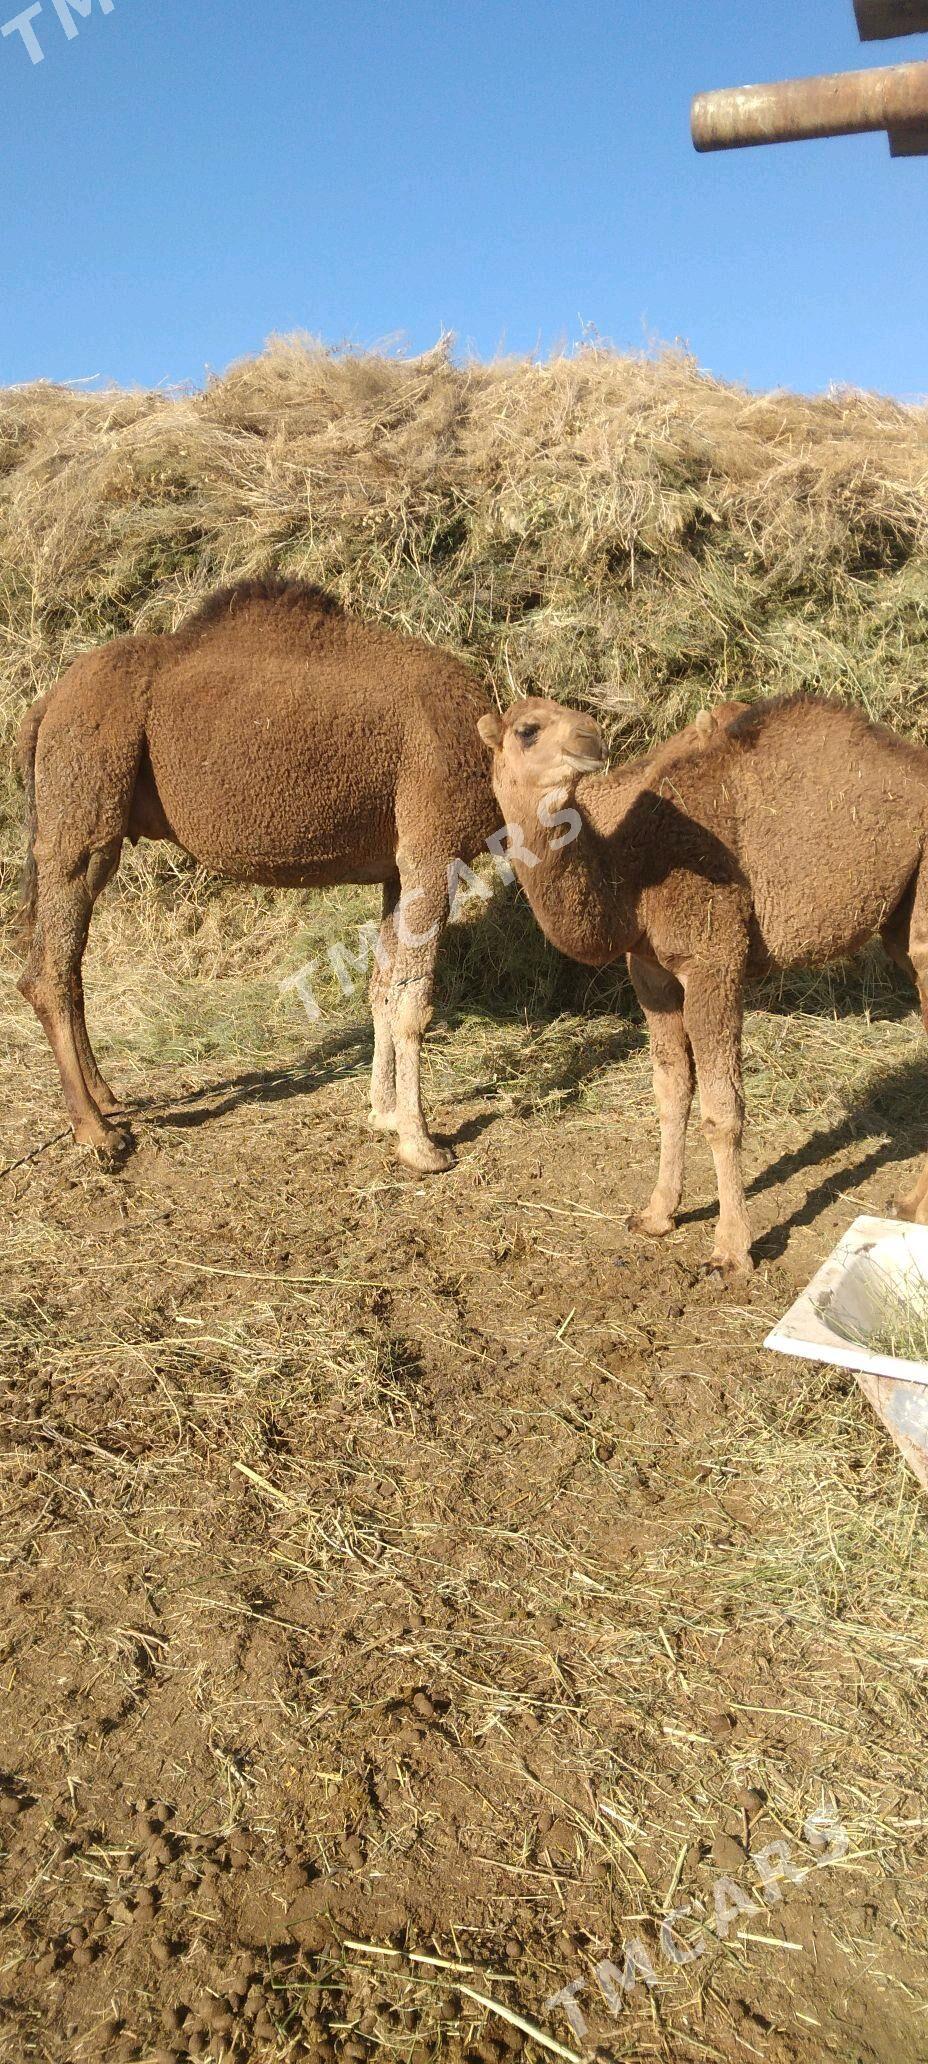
[477,697,606,799]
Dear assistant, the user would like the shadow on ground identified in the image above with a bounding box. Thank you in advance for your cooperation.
[675,1056,926,1262]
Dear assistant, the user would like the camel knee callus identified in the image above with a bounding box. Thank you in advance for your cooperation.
[18,579,498,1170]
[478,692,928,1279]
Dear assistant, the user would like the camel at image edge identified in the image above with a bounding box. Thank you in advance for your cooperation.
[479,693,928,1279]
[17,579,501,1175]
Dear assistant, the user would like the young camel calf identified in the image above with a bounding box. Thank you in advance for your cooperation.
[18,579,499,1173]
[478,693,928,1279]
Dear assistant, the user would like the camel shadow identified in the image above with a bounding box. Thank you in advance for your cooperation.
[121,877,633,1142]
[675,1055,926,1263]
[128,1000,643,1152]
[111,866,920,1201]
[130,1022,372,1130]
[442,1014,647,1147]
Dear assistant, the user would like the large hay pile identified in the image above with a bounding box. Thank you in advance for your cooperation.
[2,334,927,944]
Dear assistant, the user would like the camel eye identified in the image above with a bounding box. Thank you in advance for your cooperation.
[515,722,540,747]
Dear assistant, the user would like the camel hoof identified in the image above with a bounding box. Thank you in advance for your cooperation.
[82,1122,133,1168]
[396,1137,455,1175]
[700,1251,753,1286]
[892,1194,928,1224]
[627,1208,675,1240]
[368,1107,400,1135]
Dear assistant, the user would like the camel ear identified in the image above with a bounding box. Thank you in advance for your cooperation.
[478,712,504,750]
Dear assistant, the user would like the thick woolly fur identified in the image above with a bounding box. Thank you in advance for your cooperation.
[482,692,928,1278]
[19,580,499,1173]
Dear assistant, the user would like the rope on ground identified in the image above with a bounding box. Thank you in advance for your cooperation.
[0,1126,73,1180]
[0,1061,318,1181]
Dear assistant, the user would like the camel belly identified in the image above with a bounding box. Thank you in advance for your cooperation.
[729,745,925,971]
[143,693,398,882]
[748,849,919,970]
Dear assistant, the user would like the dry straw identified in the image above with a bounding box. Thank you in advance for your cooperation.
[2,331,928,972]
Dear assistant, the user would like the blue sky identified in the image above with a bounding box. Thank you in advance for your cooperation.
[1,0,925,396]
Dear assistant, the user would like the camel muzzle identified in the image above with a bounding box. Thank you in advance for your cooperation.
[565,751,607,775]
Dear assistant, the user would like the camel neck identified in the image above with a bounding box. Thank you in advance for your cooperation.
[499,772,640,968]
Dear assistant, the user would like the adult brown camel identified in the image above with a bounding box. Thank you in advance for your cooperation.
[17,579,499,1173]
[477,692,928,1279]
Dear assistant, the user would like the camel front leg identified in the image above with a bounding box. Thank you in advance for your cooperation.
[387,864,453,1175]
[627,953,694,1236]
[368,875,400,1135]
[682,964,753,1280]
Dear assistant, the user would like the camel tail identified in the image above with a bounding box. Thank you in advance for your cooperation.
[16,692,50,953]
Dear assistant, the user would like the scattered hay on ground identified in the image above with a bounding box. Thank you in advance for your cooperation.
[2,938,928,2063]
[4,340,928,2061]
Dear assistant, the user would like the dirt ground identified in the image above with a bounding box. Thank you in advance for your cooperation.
[2,906,928,2064]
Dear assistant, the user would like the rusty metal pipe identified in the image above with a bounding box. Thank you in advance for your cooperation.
[691,58,928,151]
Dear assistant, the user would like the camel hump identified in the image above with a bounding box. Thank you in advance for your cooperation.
[694,700,749,742]
[722,692,926,769]
[176,577,343,640]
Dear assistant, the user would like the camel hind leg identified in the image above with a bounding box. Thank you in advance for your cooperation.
[19,670,143,1157]
[20,841,127,1159]
[71,842,124,1114]
[682,959,753,1279]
